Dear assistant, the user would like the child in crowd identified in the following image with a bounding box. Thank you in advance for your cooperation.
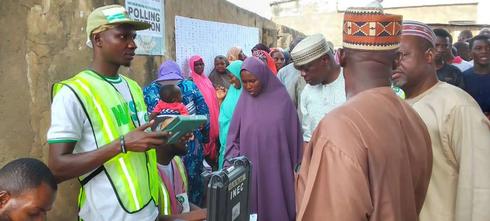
[152,85,205,218]
[150,84,189,120]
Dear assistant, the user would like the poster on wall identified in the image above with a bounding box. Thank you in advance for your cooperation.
[125,0,165,55]
[175,16,260,76]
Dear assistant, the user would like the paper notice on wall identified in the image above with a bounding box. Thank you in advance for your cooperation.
[175,16,260,76]
[126,0,165,55]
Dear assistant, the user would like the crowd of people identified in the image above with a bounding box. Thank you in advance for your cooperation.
[1,3,490,221]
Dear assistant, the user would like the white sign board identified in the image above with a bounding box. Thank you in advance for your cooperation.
[175,16,260,76]
[126,0,165,55]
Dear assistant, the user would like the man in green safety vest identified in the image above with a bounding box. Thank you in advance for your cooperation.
[47,4,179,221]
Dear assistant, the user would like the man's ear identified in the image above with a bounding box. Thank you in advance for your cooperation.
[321,53,334,66]
[391,50,403,70]
[338,48,346,67]
[92,33,103,47]
[0,191,11,209]
[425,48,435,64]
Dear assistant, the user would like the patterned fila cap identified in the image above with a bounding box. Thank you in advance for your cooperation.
[291,33,333,66]
[402,20,436,47]
[343,7,402,51]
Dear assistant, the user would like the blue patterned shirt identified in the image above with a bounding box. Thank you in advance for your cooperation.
[143,80,210,143]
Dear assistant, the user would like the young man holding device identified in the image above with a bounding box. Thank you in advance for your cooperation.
[47,5,192,221]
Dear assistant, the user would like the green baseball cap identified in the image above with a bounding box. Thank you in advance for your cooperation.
[86,4,151,47]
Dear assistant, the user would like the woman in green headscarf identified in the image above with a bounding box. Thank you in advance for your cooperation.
[218,60,243,169]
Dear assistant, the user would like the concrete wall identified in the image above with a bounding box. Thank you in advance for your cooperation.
[0,1,303,220]
[273,4,479,47]
[383,4,477,24]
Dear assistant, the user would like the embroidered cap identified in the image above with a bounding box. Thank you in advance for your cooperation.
[86,4,151,48]
[291,34,333,66]
[402,20,436,47]
[343,7,402,51]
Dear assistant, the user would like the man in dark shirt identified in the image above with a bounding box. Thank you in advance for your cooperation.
[436,57,464,88]
[453,41,472,61]
[464,35,490,118]
[433,29,466,88]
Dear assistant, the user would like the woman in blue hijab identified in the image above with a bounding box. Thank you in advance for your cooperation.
[217,60,243,169]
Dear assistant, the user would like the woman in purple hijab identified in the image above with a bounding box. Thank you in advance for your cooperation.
[225,57,303,221]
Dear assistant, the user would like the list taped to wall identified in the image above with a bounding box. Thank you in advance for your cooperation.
[175,16,259,76]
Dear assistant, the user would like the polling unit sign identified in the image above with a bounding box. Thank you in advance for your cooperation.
[125,0,165,55]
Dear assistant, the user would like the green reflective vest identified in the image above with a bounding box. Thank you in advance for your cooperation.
[52,70,160,213]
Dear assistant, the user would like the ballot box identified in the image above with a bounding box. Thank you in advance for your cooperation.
[205,156,251,221]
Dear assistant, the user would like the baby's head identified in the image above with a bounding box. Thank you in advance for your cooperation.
[159,85,182,103]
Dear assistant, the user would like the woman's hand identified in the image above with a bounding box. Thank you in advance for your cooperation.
[216,87,227,101]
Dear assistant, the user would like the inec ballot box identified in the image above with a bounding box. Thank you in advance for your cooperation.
[205,156,251,221]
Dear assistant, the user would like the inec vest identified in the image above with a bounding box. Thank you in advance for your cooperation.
[159,156,189,215]
[52,70,160,213]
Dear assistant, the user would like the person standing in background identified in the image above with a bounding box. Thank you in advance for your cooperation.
[270,48,286,71]
[226,46,247,62]
[433,28,472,72]
[188,55,220,170]
[464,35,490,119]
[458,30,473,43]
[209,55,232,90]
[291,34,346,143]
[394,20,490,221]
[277,38,306,109]
[433,28,466,88]
[143,60,210,206]
[296,8,432,221]
[217,60,243,169]
[251,43,270,54]
[252,50,278,75]
[453,41,472,62]
[226,57,302,221]
[209,55,232,106]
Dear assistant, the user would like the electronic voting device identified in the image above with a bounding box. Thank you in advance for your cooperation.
[206,156,251,221]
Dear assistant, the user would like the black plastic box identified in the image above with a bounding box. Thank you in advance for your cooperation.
[205,156,252,221]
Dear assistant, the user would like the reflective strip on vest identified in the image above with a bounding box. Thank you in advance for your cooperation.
[160,180,172,215]
[158,156,188,215]
[52,70,159,213]
[159,156,188,215]
[174,156,188,192]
